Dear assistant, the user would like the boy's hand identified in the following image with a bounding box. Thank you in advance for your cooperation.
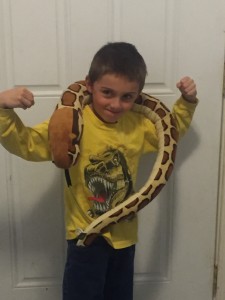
[0,87,34,109]
[176,77,198,103]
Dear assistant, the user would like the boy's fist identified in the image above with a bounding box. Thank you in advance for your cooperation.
[176,77,197,103]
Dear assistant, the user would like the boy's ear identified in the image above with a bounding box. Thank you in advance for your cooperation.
[85,76,93,93]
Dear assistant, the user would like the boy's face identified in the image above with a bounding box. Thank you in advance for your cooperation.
[86,74,140,123]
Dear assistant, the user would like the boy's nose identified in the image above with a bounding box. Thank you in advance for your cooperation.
[110,97,121,110]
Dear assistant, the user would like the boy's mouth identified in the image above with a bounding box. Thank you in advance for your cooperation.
[108,112,120,116]
[106,108,122,115]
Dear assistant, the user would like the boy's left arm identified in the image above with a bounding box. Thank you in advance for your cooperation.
[172,76,198,138]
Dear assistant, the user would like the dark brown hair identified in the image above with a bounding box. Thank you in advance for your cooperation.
[87,42,147,91]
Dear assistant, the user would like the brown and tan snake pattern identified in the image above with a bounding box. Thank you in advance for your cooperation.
[49,80,178,246]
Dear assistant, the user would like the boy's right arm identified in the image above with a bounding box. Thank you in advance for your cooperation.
[0,87,35,109]
[0,88,52,162]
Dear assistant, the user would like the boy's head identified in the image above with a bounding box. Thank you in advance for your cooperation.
[87,42,147,92]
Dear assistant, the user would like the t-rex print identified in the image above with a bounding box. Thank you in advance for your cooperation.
[85,148,133,217]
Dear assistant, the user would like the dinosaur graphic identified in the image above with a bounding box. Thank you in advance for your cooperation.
[84,148,133,217]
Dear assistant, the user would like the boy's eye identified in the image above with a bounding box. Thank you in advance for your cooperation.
[122,94,134,101]
[102,89,113,97]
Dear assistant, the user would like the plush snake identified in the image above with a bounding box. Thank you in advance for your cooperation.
[48,80,178,246]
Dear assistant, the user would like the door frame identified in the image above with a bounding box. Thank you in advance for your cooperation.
[215,62,225,300]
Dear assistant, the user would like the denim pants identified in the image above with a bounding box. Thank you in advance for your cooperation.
[63,236,135,300]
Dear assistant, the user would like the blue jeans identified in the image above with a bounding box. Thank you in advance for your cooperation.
[63,237,135,300]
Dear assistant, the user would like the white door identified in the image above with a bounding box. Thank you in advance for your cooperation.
[0,1,224,300]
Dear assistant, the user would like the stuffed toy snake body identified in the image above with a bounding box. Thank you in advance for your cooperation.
[48,80,178,246]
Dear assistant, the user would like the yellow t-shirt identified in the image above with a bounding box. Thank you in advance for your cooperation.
[64,105,158,248]
[0,97,198,248]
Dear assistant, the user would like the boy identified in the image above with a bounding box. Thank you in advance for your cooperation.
[0,42,198,300]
